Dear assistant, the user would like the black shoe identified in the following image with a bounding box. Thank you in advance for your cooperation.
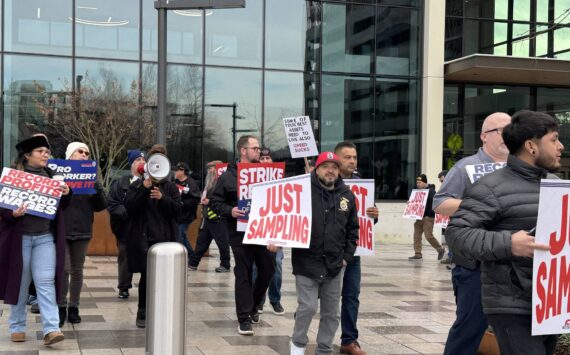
[68,307,81,324]
[256,302,264,314]
[188,265,198,271]
[250,311,260,324]
[408,255,422,260]
[238,320,253,335]
[270,302,285,315]
[215,266,230,273]
[437,249,445,260]
[118,290,129,299]
[30,303,40,314]
[136,308,146,329]
[58,306,67,327]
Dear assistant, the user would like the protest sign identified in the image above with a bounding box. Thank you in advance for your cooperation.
[434,213,450,228]
[402,189,429,220]
[215,163,228,177]
[465,162,506,183]
[283,116,319,158]
[237,162,286,232]
[345,179,375,256]
[533,179,570,335]
[243,174,311,248]
[47,159,97,195]
[0,167,63,219]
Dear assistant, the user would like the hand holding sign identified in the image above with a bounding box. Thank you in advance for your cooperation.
[12,203,27,218]
[512,230,550,258]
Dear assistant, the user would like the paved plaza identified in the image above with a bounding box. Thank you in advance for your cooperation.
[0,243,455,354]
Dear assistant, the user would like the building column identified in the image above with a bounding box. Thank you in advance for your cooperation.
[421,0,445,186]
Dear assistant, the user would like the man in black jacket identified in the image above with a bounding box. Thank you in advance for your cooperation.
[174,162,201,257]
[210,135,275,336]
[446,110,561,355]
[409,174,444,261]
[290,152,359,355]
[107,150,145,300]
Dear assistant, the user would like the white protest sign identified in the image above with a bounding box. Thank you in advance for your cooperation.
[283,116,319,158]
[532,179,570,335]
[434,213,450,228]
[345,179,375,256]
[243,174,312,248]
[402,189,429,220]
[465,162,506,183]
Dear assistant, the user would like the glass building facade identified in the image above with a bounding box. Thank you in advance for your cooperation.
[0,0,422,199]
[444,0,570,178]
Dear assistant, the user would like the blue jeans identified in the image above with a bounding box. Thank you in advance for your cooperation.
[443,265,488,355]
[253,248,283,304]
[178,223,193,256]
[341,256,361,345]
[9,233,60,336]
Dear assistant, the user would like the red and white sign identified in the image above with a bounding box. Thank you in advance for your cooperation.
[434,213,450,228]
[237,162,286,232]
[243,174,312,248]
[345,179,375,256]
[215,163,228,177]
[533,179,570,335]
[283,116,319,158]
[402,189,429,220]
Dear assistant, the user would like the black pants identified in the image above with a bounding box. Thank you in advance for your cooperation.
[138,268,147,309]
[117,240,133,291]
[487,314,558,355]
[188,220,231,268]
[231,244,275,323]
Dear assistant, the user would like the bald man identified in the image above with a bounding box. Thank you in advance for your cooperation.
[433,112,511,355]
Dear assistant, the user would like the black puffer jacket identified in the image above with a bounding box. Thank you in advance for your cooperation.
[63,181,107,239]
[446,155,549,315]
[291,172,359,280]
[209,162,242,246]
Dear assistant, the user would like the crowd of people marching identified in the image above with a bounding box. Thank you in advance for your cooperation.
[0,108,565,355]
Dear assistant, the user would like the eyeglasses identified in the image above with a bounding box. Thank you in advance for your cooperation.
[484,128,503,134]
[246,147,261,152]
[32,148,51,155]
[76,149,90,156]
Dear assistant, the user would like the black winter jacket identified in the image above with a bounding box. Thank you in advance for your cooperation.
[291,172,359,280]
[423,184,436,218]
[124,179,181,273]
[209,162,243,246]
[107,175,133,243]
[446,155,550,315]
[63,181,107,239]
[175,177,201,224]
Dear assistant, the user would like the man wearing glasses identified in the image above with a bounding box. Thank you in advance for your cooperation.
[210,135,275,336]
[433,112,511,355]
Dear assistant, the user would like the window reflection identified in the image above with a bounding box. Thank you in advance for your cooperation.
[75,0,140,60]
[4,0,72,55]
[376,7,419,76]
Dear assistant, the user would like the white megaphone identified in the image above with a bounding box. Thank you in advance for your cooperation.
[137,153,171,182]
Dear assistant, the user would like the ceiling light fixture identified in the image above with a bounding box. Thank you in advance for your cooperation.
[70,17,130,27]
[173,9,213,17]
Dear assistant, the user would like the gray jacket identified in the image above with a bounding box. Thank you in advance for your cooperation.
[445,155,549,316]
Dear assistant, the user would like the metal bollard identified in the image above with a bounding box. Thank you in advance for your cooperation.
[145,242,187,355]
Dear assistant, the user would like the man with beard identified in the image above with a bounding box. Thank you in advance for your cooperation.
[210,135,275,336]
[290,152,359,355]
[445,110,561,355]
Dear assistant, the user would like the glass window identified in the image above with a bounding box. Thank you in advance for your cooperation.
[204,68,262,163]
[265,0,319,71]
[205,0,262,67]
[75,59,139,95]
[536,25,549,56]
[493,22,508,55]
[378,0,420,6]
[512,24,530,57]
[374,78,418,200]
[322,3,374,74]
[142,0,203,63]
[554,27,570,58]
[75,0,140,60]
[513,0,531,21]
[446,0,463,16]
[537,0,549,23]
[4,0,72,55]
[3,55,72,162]
[376,7,420,76]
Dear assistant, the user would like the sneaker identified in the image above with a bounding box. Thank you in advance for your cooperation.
[136,308,146,329]
[58,306,66,327]
[43,331,64,346]
[118,290,129,299]
[188,265,198,271]
[290,340,305,355]
[67,307,81,324]
[256,302,264,314]
[238,320,254,335]
[31,303,40,314]
[10,332,25,342]
[408,255,422,260]
[270,302,285,315]
[215,266,230,273]
[250,311,260,324]
[437,249,445,261]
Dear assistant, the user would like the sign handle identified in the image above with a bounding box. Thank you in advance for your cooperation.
[304,157,310,173]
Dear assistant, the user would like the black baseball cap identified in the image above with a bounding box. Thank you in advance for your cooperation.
[176,162,190,174]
